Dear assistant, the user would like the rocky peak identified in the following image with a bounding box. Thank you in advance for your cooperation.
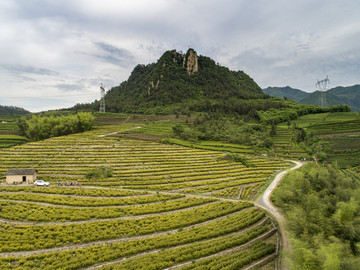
[183,49,198,75]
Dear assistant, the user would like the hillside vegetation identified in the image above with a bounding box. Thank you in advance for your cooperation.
[17,112,95,141]
[273,164,360,269]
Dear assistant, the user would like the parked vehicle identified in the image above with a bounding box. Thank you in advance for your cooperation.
[34,180,49,186]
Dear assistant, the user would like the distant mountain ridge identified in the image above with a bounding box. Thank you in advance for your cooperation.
[263,86,309,102]
[264,85,360,111]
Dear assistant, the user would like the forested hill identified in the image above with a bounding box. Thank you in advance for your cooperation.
[73,49,266,114]
[0,105,30,115]
[300,91,349,108]
[264,85,360,111]
[328,84,360,112]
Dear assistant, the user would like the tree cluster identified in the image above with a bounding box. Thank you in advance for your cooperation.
[273,164,360,269]
[172,114,273,150]
[257,104,351,125]
[85,166,113,180]
[0,105,29,115]
[17,112,95,141]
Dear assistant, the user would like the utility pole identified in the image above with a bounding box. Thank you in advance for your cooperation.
[99,83,106,113]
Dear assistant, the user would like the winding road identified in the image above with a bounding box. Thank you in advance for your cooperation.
[255,160,303,270]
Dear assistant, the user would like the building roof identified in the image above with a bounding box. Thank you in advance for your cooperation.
[5,169,37,175]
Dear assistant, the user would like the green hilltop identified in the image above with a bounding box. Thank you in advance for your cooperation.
[104,49,265,113]
[74,49,267,114]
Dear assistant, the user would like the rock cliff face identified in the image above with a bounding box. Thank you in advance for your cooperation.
[148,49,198,93]
[183,49,198,75]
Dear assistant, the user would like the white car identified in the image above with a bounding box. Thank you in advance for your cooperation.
[34,180,50,186]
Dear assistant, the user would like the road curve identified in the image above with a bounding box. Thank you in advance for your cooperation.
[255,160,303,270]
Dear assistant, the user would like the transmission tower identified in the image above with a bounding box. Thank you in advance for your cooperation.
[99,83,106,113]
[315,76,330,107]
[315,75,330,91]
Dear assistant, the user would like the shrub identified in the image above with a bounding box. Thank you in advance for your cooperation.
[85,166,113,180]
[221,153,253,167]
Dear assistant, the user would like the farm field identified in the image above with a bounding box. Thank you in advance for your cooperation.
[0,115,29,148]
[0,125,289,269]
[0,115,21,131]
[277,112,360,167]
[279,112,360,135]
[271,126,307,159]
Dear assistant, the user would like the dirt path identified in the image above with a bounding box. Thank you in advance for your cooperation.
[255,161,303,270]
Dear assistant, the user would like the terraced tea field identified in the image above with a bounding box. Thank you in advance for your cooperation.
[277,112,360,167]
[0,115,29,148]
[0,125,289,269]
[272,126,307,159]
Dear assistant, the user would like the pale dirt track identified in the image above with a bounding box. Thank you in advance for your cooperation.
[255,161,303,270]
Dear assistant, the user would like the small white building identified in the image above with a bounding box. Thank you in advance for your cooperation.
[5,169,37,184]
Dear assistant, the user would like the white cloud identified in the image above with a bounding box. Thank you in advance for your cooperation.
[0,0,359,111]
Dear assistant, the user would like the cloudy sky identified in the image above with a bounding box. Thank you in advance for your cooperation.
[1,0,360,112]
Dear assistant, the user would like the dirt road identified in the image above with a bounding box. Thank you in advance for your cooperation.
[255,161,303,270]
